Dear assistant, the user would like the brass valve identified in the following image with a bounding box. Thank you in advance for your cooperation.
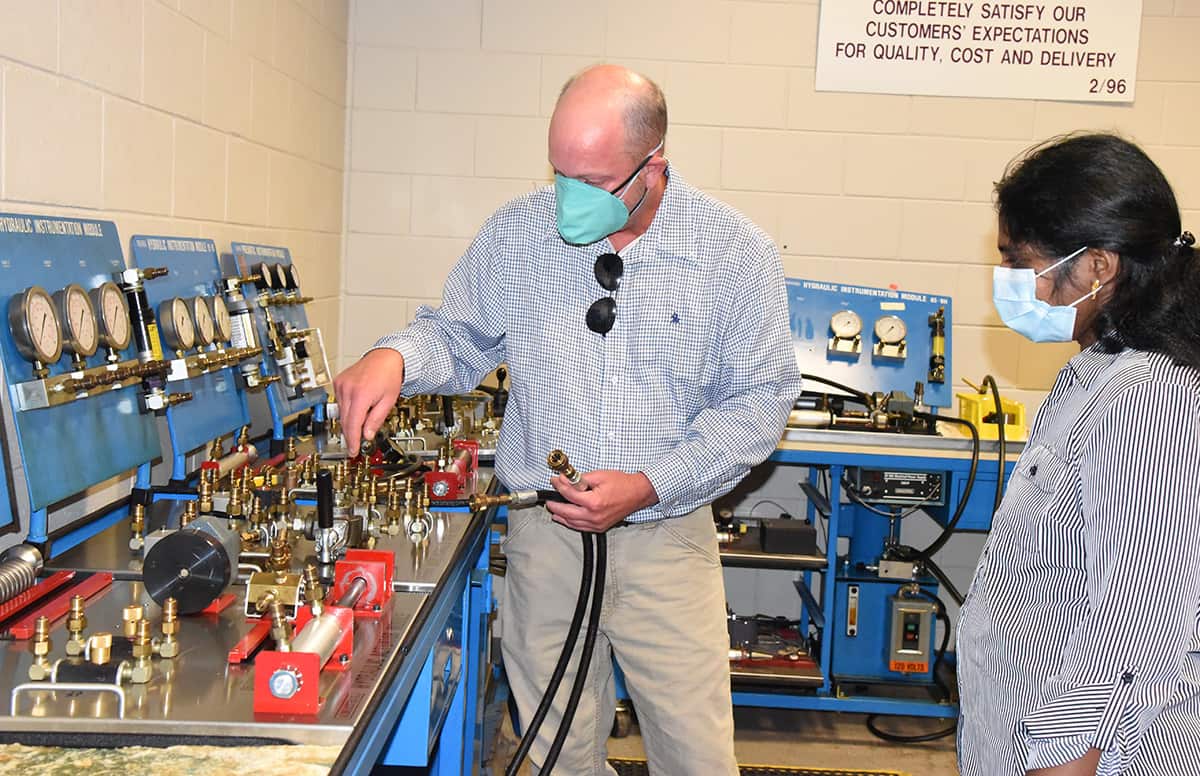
[88,632,114,666]
[129,503,145,551]
[66,595,87,656]
[28,616,52,681]
[157,597,180,658]
[122,604,145,639]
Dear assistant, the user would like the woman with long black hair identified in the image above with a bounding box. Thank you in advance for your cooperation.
[957,133,1200,776]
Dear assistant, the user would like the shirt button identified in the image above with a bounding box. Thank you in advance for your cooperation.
[607,432,617,441]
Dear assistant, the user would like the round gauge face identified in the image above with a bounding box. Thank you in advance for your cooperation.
[56,284,99,357]
[274,263,290,290]
[191,297,215,346]
[209,295,233,343]
[874,314,908,345]
[158,297,196,351]
[284,264,299,290]
[90,282,132,351]
[830,309,862,339]
[8,286,63,364]
[257,262,275,290]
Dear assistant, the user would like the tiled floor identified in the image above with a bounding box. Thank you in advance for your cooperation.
[488,706,959,775]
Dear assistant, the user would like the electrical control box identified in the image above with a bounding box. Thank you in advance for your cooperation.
[888,596,937,675]
[848,468,946,506]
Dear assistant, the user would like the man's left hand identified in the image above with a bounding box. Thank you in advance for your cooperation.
[546,470,659,533]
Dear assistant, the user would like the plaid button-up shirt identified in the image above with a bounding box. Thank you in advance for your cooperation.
[375,168,801,522]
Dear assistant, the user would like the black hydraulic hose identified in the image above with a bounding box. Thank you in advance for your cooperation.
[505,532,594,776]
[909,412,980,560]
[799,373,873,405]
[982,375,1006,514]
[542,533,606,774]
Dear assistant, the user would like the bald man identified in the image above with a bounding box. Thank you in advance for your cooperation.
[334,65,801,774]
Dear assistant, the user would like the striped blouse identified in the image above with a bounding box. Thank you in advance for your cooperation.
[957,344,1200,775]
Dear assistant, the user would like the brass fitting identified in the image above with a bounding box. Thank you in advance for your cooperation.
[128,503,145,551]
[142,266,168,280]
[285,436,297,462]
[122,604,145,639]
[66,595,87,656]
[227,487,243,520]
[248,494,264,525]
[88,632,113,666]
[158,597,180,659]
[237,425,250,451]
[167,392,194,407]
[28,616,52,681]
[268,599,292,652]
[181,500,198,527]
[198,478,214,515]
[303,564,324,617]
[128,619,154,684]
[267,526,292,572]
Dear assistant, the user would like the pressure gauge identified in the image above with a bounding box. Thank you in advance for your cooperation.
[89,281,132,351]
[256,262,276,290]
[274,263,290,290]
[191,296,215,346]
[283,264,299,291]
[54,284,99,358]
[874,315,908,345]
[208,295,233,343]
[157,297,196,351]
[830,310,862,339]
[8,286,63,364]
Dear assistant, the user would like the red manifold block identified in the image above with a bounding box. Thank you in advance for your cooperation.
[426,438,480,501]
[332,549,394,619]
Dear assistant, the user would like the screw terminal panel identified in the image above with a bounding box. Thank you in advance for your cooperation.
[130,236,251,466]
[0,214,160,512]
[226,243,328,422]
[786,278,954,408]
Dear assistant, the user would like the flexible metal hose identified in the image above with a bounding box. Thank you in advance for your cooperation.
[0,546,43,604]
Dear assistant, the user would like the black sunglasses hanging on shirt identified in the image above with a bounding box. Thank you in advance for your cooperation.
[586,252,623,336]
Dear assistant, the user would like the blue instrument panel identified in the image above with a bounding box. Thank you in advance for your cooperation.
[130,235,250,476]
[786,278,954,408]
[0,214,159,514]
[227,243,328,427]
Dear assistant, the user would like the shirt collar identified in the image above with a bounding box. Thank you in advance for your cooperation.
[1066,340,1123,388]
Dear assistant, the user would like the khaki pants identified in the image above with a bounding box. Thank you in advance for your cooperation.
[500,506,737,776]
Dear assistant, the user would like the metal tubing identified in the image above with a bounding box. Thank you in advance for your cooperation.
[291,612,345,666]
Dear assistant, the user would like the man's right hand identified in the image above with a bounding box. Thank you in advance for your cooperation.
[332,348,406,453]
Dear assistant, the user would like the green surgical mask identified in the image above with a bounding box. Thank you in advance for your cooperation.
[554,142,663,246]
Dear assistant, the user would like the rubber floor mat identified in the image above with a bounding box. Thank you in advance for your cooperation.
[607,759,909,776]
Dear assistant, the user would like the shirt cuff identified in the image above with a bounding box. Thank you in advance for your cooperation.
[368,333,424,394]
[641,449,700,516]
[1022,670,1138,773]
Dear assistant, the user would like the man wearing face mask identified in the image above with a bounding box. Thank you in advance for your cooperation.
[957,133,1200,776]
[333,65,801,774]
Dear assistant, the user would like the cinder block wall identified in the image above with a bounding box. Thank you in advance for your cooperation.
[342,0,1199,416]
[0,0,349,365]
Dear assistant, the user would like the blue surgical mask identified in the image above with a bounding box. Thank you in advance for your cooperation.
[992,246,1099,343]
[554,142,663,246]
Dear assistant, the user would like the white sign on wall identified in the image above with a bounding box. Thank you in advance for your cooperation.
[816,1,1143,102]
